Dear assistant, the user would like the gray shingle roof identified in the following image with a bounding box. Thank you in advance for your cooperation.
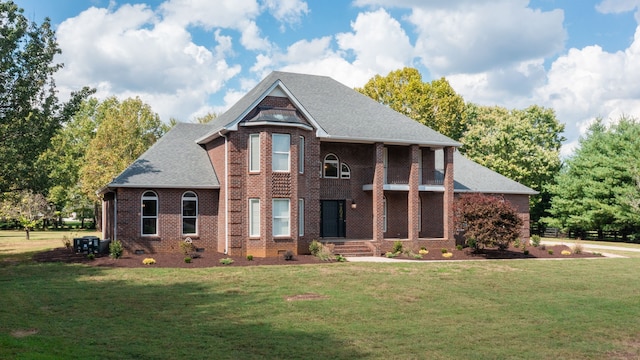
[108,123,219,189]
[454,152,537,195]
[200,71,461,147]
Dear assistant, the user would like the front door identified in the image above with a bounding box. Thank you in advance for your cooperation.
[321,200,346,238]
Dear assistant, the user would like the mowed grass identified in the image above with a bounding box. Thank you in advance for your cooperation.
[1,233,640,359]
[0,230,101,262]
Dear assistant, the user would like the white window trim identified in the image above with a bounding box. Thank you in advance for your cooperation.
[249,198,260,237]
[298,198,304,236]
[249,133,260,173]
[383,196,387,233]
[299,136,305,174]
[181,191,198,236]
[272,198,290,237]
[383,147,388,184]
[418,197,422,232]
[141,191,158,236]
[340,163,351,179]
[323,153,339,178]
[272,133,291,172]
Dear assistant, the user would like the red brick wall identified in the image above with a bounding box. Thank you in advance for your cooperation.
[115,188,218,254]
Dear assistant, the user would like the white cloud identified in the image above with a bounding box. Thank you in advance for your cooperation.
[263,0,310,30]
[54,3,241,122]
[159,0,260,29]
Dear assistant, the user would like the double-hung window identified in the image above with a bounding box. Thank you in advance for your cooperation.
[249,198,260,237]
[249,134,260,172]
[272,199,290,237]
[182,192,198,235]
[272,134,290,172]
[141,191,158,236]
[298,136,305,174]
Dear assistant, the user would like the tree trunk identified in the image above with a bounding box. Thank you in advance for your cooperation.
[25,228,30,240]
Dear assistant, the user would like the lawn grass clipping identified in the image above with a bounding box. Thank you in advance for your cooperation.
[1,258,640,359]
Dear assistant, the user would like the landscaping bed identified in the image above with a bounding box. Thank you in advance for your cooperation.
[31,243,600,268]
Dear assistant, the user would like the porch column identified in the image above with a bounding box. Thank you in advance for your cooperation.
[372,142,385,242]
[443,146,455,242]
[408,145,420,241]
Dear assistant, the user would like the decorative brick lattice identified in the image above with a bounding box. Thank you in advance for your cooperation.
[272,172,291,197]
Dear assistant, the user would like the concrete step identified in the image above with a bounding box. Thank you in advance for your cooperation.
[328,241,374,257]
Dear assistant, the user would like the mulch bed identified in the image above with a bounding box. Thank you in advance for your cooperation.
[30,243,601,268]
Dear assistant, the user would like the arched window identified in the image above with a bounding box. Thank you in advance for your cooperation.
[340,163,351,179]
[141,191,158,236]
[323,154,339,178]
[182,191,198,235]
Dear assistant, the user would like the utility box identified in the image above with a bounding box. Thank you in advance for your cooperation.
[73,236,101,254]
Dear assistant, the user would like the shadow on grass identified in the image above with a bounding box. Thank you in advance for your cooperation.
[0,262,368,359]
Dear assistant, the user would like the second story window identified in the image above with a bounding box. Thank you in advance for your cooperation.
[249,134,260,172]
[272,133,290,172]
[323,154,339,178]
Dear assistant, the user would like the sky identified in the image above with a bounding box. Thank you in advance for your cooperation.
[14,0,640,156]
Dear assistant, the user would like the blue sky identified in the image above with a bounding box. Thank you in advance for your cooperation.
[15,0,640,155]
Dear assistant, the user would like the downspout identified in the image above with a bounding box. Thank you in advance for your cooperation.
[219,131,229,255]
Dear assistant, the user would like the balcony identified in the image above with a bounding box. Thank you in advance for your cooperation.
[362,166,444,187]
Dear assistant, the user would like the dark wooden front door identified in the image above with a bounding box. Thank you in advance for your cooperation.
[321,200,346,238]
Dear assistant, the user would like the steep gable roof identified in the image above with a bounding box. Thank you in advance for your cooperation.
[198,71,461,147]
[107,123,219,189]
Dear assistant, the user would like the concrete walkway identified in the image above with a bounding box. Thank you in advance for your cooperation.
[541,240,640,253]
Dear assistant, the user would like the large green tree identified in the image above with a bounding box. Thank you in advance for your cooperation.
[79,97,168,203]
[0,1,91,192]
[36,98,101,222]
[460,104,565,225]
[356,67,467,140]
[545,117,640,239]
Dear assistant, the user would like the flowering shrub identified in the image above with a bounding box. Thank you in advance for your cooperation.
[561,250,571,255]
[442,252,453,258]
[142,258,156,265]
[419,249,429,255]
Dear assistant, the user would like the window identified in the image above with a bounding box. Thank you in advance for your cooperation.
[418,197,422,232]
[272,198,290,237]
[298,136,305,174]
[272,134,290,172]
[249,134,260,172]
[182,192,197,235]
[298,198,304,236]
[340,163,351,179]
[249,198,260,237]
[323,154,339,178]
[383,147,388,183]
[382,196,387,233]
[141,191,158,236]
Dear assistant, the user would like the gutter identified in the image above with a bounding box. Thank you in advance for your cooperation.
[219,131,229,255]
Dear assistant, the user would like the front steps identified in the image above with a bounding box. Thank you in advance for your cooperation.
[326,241,374,257]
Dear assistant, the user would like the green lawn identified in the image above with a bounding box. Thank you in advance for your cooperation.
[1,233,640,359]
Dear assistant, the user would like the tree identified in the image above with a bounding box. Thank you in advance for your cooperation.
[36,99,100,225]
[545,116,640,240]
[79,97,169,204]
[0,1,92,192]
[356,67,467,140]
[460,104,565,226]
[454,193,523,251]
[0,190,53,239]
[194,112,217,124]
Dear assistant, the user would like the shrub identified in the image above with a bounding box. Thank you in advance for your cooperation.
[561,250,571,255]
[283,250,294,261]
[441,248,448,254]
[316,243,335,261]
[420,246,427,251]
[392,241,403,254]
[180,240,194,255]
[523,249,530,255]
[454,193,523,251]
[335,254,347,262]
[513,239,521,248]
[531,235,541,247]
[184,256,192,263]
[61,235,72,250]
[87,253,95,260]
[573,242,584,254]
[412,253,423,259]
[109,239,124,259]
[456,244,463,251]
[142,258,156,265]
[246,254,254,261]
[548,249,554,255]
[385,251,399,258]
[219,257,234,265]
[419,249,429,255]
[309,240,322,256]
[442,252,453,258]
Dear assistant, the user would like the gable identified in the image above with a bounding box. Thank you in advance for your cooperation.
[240,96,313,131]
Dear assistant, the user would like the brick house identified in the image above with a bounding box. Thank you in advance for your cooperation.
[100,71,536,257]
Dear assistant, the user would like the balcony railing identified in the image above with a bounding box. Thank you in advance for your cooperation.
[362,167,444,186]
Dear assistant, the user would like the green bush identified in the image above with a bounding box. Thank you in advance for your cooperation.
[523,249,530,255]
[309,240,322,256]
[392,241,403,254]
[109,240,124,259]
[456,244,463,251]
[335,254,347,262]
[219,257,234,265]
[87,253,95,260]
[316,243,335,261]
[246,254,254,261]
[441,248,448,254]
[184,256,192,263]
[531,235,541,247]
[548,249,554,255]
[385,251,398,258]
